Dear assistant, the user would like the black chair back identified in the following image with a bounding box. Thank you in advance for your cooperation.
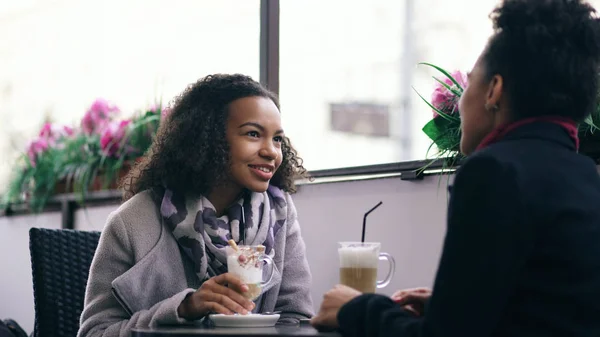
[29,228,101,337]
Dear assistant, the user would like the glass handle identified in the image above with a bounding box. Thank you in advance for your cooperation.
[260,254,275,288]
[376,252,395,289]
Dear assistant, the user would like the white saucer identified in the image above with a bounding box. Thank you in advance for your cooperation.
[207,313,280,328]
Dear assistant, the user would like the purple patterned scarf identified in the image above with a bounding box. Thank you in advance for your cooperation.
[160,185,287,281]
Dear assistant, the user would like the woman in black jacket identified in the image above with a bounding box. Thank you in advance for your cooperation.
[311,0,600,336]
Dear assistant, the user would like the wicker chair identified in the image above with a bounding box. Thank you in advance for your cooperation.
[29,228,101,337]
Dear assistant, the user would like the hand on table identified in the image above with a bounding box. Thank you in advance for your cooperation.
[177,272,255,320]
[311,284,362,330]
[391,287,432,317]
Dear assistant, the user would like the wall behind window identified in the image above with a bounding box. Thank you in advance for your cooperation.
[0,0,260,193]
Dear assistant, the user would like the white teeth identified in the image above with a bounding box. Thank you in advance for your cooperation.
[253,166,271,173]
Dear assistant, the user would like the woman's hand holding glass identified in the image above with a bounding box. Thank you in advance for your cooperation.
[177,273,255,320]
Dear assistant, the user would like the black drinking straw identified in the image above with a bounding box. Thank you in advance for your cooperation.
[362,201,383,243]
[240,190,250,245]
[241,205,246,245]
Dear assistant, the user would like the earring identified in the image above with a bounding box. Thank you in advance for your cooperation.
[485,103,499,112]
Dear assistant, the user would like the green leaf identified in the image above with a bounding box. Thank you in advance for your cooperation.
[418,62,465,91]
[412,87,460,122]
[584,114,600,133]
[432,76,462,97]
[422,117,461,152]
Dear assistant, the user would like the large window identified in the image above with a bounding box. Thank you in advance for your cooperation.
[0,0,260,191]
[279,0,501,171]
[3,0,600,190]
[279,1,408,171]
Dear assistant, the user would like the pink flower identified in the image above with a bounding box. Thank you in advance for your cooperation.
[148,103,160,113]
[25,123,75,167]
[431,71,468,118]
[81,98,120,135]
[38,123,74,146]
[26,138,49,167]
[100,120,131,157]
[161,106,171,119]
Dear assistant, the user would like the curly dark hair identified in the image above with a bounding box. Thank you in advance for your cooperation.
[122,74,307,201]
[483,0,600,121]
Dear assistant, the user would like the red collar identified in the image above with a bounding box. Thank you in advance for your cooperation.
[476,116,579,151]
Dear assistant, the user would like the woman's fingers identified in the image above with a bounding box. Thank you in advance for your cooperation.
[395,292,430,305]
[213,273,250,293]
[205,301,235,315]
[215,284,255,311]
[201,291,251,315]
[391,287,431,317]
[391,287,431,301]
[180,273,256,318]
[207,274,255,311]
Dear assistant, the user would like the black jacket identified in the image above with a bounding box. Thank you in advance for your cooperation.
[338,122,600,337]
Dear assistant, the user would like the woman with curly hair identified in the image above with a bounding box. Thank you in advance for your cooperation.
[312,0,600,336]
[78,74,314,336]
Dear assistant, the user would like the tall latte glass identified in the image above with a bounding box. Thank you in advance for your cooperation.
[338,242,395,293]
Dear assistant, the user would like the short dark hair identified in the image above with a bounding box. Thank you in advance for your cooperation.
[483,0,600,121]
[122,74,307,201]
